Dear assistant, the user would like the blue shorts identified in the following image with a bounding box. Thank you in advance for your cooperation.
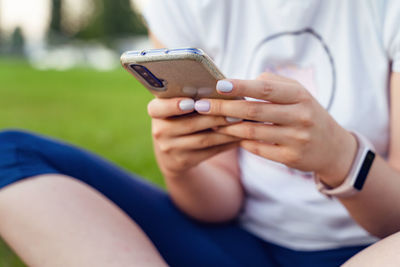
[0,130,369,267]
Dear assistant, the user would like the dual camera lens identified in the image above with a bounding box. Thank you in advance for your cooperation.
[131,64,164,89]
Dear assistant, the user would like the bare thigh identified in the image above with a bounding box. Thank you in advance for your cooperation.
[343,232,400,267]
[0,174,167,267]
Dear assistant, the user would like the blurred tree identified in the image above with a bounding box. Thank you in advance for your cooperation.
[0,0,3,51]
[50,0,63,34]
[75,0,147,44]
[10,27,25,55]
[48,0,69,43]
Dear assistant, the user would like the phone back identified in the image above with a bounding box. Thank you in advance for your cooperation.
[121,48,235,100]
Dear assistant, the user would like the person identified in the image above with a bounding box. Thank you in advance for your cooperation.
[1,0,400,266]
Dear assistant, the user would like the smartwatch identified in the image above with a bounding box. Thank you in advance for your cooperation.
[315,131,376,198]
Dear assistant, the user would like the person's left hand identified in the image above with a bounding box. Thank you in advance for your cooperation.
[194,73,357,187]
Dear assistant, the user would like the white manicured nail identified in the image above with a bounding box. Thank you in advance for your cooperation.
[226,117,242,123]
[217,80,233,93]
[195,100,210,112]
[179,99,195,111]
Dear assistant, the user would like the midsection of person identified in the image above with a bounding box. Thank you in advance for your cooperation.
[143,0,400,250]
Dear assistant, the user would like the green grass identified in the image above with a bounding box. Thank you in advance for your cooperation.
[0,58,164,266]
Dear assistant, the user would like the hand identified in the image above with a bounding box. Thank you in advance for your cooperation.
[195,73,357,187]
[148,97,239,178]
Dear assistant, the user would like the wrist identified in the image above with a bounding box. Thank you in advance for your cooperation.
[316,129,358,187]
[162,164,200,181]
[162,167,190,180]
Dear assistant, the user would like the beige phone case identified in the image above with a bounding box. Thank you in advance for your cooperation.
[120,48,235,100]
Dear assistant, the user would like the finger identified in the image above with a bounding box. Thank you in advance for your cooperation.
[216,78,306,104]
[158,132,239,152]
[188,142,239,164]
[148,98,195,119]
[240,140,284,163]
[216,122,288,144]
[153,114,239,137]
[256,72,298,84]
[241,140,302,168]
[195,99,296,124]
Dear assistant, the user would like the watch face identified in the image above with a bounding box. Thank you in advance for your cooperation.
[354,150,375,190]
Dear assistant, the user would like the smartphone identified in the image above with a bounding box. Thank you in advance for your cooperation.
[120,48,235,100]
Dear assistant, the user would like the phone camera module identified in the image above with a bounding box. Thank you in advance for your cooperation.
[130,64,165,91]
[132,65,143,71]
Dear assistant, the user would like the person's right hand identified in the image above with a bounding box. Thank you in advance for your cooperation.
[148,97,239,178]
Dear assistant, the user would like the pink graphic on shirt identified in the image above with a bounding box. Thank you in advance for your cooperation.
[265,64,318,98]
[263,64,319,180]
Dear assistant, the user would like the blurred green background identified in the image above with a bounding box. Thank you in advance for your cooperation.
[0,58,163,266]
[0,0,162,265]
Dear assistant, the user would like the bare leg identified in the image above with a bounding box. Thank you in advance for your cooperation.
[343,232,400,267]
[0,174,167,267]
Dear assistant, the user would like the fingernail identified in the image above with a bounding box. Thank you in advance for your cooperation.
[226,117,242,123]
[195,100,210,112]
[179,99,195,111]
[217,80,233,93]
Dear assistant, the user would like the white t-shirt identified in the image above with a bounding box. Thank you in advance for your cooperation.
[143,0,400,250]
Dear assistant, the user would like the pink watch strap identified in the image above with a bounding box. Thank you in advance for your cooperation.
[315,131,376,198]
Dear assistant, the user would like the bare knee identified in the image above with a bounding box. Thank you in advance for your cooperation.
[0,174,166,267]
[0,174,104,236]
[0,174,96,210]
[343,232,400,266]
[0,173,129,238]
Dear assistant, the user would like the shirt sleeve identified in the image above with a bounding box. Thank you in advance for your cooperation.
[142,0,201,48]
[383,0,400,72]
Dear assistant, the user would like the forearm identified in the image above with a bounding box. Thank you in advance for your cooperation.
[339,155,400,238]
[333,73,400,238]
[164,150,244,223]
